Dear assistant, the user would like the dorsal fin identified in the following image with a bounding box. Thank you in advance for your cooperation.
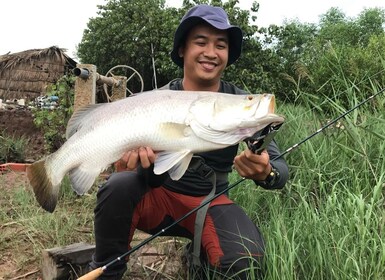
[66,104,104,139]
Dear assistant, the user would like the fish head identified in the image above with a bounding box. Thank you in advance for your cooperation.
[188,93,284,145]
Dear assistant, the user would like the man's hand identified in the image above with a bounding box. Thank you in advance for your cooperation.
[233,149,271,181]
[116,147,156,171]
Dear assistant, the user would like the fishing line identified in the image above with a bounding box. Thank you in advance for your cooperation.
[78,86,385,280]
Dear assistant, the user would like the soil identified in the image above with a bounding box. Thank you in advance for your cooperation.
[0,108,46,162]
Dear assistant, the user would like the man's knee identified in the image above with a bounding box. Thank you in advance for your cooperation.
[228,253,265,279]
[96,171,147,208]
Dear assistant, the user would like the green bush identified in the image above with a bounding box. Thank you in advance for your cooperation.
[32,75,75,152]
[0,132,28,163]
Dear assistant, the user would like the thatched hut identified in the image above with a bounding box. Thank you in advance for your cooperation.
[0,46,77,102]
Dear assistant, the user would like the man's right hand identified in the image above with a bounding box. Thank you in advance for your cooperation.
[116,147,156,171]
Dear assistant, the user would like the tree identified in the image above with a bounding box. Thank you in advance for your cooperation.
[304,7,385,107]
[77,0,181,91]
[262,6,385,108]
[77,0,266,93]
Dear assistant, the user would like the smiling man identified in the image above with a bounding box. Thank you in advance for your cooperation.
[87,4,289,280]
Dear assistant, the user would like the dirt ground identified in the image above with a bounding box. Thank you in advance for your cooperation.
[0,108,46,162]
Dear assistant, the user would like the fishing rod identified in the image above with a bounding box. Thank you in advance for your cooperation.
[78,87,385,280]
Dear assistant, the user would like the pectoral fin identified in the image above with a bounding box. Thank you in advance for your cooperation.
[68,166,101,195]
[154,150,193,180]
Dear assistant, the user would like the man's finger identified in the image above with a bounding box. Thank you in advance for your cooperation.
[138,147,152,168]
[126,149,139,170]
[145,147,156,163]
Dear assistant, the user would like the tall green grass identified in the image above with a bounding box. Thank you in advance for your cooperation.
[230,84,385,279]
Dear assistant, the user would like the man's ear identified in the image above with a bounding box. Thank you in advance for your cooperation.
[178,46,184,58]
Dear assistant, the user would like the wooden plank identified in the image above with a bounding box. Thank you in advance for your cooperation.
[42,242,95,280]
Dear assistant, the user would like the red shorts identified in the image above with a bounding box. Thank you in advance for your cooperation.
[130,186,233,266]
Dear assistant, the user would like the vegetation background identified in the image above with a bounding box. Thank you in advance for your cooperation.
[1,0,384,279]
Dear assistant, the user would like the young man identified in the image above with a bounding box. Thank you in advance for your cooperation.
[89,4,289,279]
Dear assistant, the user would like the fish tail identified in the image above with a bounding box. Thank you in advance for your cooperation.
[26,159,59,213]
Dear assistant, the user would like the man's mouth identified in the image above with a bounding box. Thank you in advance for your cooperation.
[200,61,217,71]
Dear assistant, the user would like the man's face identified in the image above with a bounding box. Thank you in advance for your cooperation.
[179,23,229,87]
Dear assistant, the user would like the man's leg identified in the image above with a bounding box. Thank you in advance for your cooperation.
[201,203,265,279]
[90,171,149,279]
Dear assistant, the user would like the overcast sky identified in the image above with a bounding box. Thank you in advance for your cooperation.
[1,0,384,59]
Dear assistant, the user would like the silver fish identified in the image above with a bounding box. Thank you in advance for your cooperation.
[27,89,284,212]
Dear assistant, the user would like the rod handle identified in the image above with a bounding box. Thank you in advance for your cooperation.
[77,267,104,280]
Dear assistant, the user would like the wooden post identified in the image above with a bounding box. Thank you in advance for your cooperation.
[74,64,97,111]
[110,76,127,101]
[42,242,95,280]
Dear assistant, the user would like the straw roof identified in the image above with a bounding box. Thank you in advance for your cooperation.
[0,46,77,101]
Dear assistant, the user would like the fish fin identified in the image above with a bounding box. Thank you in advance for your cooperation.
[154,150,193,180]
[26,158,59,213]
[68,166,100,195]
[66,104,103,139]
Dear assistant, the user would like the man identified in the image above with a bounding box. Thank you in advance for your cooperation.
[88,4,289,279]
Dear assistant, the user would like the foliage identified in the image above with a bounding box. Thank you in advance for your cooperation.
[262,20,317,99]
[32,75,75,152]
[276,7,385,106]
[0,132,28,163]
[77,0,181,91]
[77,0,264,92]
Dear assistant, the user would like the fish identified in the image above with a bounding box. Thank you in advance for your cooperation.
[27,89,284,212]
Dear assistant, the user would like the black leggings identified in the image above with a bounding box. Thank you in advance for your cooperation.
[92,171,265,279]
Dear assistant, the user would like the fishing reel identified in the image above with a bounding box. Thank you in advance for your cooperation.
[244,122,283,154]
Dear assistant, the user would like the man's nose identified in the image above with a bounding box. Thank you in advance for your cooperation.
[203,44,217,58]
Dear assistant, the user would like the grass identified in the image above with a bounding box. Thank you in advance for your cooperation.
[0,131,28,163]
[0,175,96,279]
[229,85,385,279]
[1,85,384,279]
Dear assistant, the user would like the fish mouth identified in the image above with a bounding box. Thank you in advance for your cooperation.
[268,95,276,114]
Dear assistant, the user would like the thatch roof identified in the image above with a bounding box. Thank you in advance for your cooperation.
[0,46,77,101]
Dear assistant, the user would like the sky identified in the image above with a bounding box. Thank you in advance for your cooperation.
[1,0,384,60]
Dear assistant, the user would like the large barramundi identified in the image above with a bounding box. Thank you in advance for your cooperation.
[27,90,284,212]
